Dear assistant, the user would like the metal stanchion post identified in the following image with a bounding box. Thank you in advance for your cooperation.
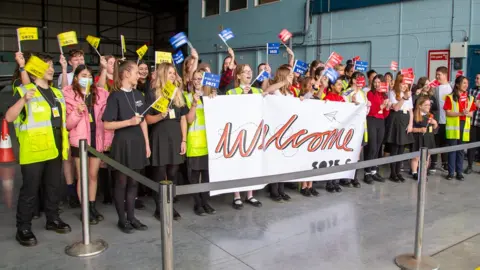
[159,180,174,270]
[65,139,108,257]
[395,147,439,270]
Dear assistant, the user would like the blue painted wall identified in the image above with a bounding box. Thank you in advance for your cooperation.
[189,0,478,80]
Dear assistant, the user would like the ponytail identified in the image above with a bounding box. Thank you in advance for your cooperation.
[112,59,136,91]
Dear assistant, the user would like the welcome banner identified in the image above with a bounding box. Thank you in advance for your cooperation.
[203,95,367,196]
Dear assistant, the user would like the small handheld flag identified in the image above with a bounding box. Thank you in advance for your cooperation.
[86,35,101,57]
[173,51,184,65]
[354,61,369,72]
[120,35,126,58]
[267,43,280,55]
[356,77,366,88]
[401,67,414,75]
[293,60,309,76]
[402,73,415,84]
[256,70,270,83]
[390,61,398,71]
[17,27,38,52]
[136,44,148,62]
[324,68,339,84]
[378,82,388,92]
[57,31,78,54]
[218,28,235,47]
[201,73,221,89]
[456,70,464,78]
[278,29,292,46]
[325,52,343,69]
[428,79,440,88]
[170,32,193,50]
[155,51,172,64]
[24,55,49,79]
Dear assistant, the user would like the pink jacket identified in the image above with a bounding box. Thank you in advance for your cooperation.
[64,85,113,151]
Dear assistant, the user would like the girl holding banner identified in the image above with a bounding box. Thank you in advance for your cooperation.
[102,60,150,234]
[385,74,414,183]
[145,63,187,221]
[184,69,217,215]
[64,65,112,224]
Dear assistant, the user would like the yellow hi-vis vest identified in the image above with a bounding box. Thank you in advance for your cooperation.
[343,88,368,143]
[226,87,262,95]
[14,83,69,165]
[445,94,473,141]
[184,93,208,157]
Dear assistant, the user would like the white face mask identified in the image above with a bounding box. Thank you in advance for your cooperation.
[79,78,93,89]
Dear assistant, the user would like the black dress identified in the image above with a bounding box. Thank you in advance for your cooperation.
[412,115,436,151]
[146,90,188,167]
[102,90,149,170]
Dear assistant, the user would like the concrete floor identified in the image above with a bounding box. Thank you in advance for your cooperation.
[2,87,480,269]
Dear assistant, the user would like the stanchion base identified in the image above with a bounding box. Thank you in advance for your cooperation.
[65,239,108,257]
[395,254,440,270]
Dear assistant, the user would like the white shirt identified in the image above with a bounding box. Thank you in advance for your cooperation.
[57,72,74,89]
[436,84,453,124]
[388,91,413,111]
[273,89,293,96]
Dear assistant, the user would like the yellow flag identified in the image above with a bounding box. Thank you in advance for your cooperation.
[155,51,172,64]
[86,35,100,49]
[25,55,49,78]
[120,35,126,53]
[152,97,170,113]
[162,81,176,99]
[85,79,91,97]
[136,45,148,60]
[17,27,38,41]
[57,31,78,46]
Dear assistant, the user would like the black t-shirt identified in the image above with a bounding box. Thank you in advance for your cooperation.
[145,89,188,121]
[102,89,146,123]
[12,85,63,128]
[137,79,151,95]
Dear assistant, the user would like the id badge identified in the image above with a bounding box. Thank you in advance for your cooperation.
[52,107,60,118]
[169,109,176,119]
[89,113,93,123]
[429,126,433,133]
[403,109,407,114]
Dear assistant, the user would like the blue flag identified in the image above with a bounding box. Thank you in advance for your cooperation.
[267,43,280,54]
[218,28,235,42]
[173,51,184,65]
[201,72,221,88]
[324,68,339,83]
[257,70,270,82]
[169,32,189,50]
[293,60,309,75]
[354,61,369,72]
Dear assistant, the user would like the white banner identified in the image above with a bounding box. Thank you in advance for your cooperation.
[203,95,367,196]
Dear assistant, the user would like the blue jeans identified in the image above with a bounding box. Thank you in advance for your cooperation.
[447,121,465,175]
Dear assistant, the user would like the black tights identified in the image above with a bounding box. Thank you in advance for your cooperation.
[389,144,405,177]
[113,170,139,223]
[190,169,210,207]
[153,165,179,212]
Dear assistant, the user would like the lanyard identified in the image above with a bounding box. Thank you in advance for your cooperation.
[123,89,138,115]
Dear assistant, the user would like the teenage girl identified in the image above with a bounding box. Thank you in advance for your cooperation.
[102,60,150,233]
[145,63,187,221]
[137,61,151,95]
[95,55,116,90]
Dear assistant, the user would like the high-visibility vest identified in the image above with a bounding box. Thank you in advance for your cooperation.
[445,94,473,141]
[184,93,208,157]
[289,86,299,97]
[343,88,368,143]
[226,87,262,95]
[14,83,69,165]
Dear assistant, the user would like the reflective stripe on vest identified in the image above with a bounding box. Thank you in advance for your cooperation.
[184,93,208,157]
[226,87,262,95]
[15,83,70,164]
[445,94,472,141]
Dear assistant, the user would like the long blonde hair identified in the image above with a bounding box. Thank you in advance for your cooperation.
[193,68,215,96]
[155,63,185,108]
[274,66,292,95]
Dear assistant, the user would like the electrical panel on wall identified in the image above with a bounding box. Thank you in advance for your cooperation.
[450,42,467,58]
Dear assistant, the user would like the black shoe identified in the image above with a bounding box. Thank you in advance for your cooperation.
[300,188,312,197]
[363,174,374,184]
[446,174,454,180]
[129,218,148,231]
[173,208,181,220]
[310,187,320,196]
[32,211,41,220]
[45,219,71,234]
[372,173,385,182]
[203,203,217,214]
[279,193,291,201]
[16,229,37,247]
[270,194,282,202]
[339,179,351,187]
[194,205,206,216]
[397,174,406,182]
[464,167,473,174]
[102,198,113,205]
[117,220,134,234]
[134,199,146,210]
[456,173,465,181]
[245,197,262,207]
[412,173,418,180]
[351,179,361,188]
[68,195,80,208]
[326,183,335,193]
[232,198,244,209]
[153,210,160,221]
[89,202,104,222]
[334,183,342,192]
[389,175,400,183]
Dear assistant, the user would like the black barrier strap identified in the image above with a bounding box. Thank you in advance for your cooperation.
[86,146,159,192]
[428,141,480,155]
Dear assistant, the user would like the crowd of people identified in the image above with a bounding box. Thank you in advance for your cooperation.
[6,46,480,247]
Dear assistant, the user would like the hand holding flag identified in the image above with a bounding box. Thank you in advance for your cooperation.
[278,29,292,49]
[218,28,235,48]
[17,27,38,52]
[57,31,78,54]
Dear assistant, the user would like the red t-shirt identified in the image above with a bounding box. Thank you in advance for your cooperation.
[323,92,345,102]
[367,90,390,119]
[94,76,114,90]
[443,92,477,121]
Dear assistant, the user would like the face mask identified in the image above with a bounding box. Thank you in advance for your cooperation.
[79,78,93,88]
